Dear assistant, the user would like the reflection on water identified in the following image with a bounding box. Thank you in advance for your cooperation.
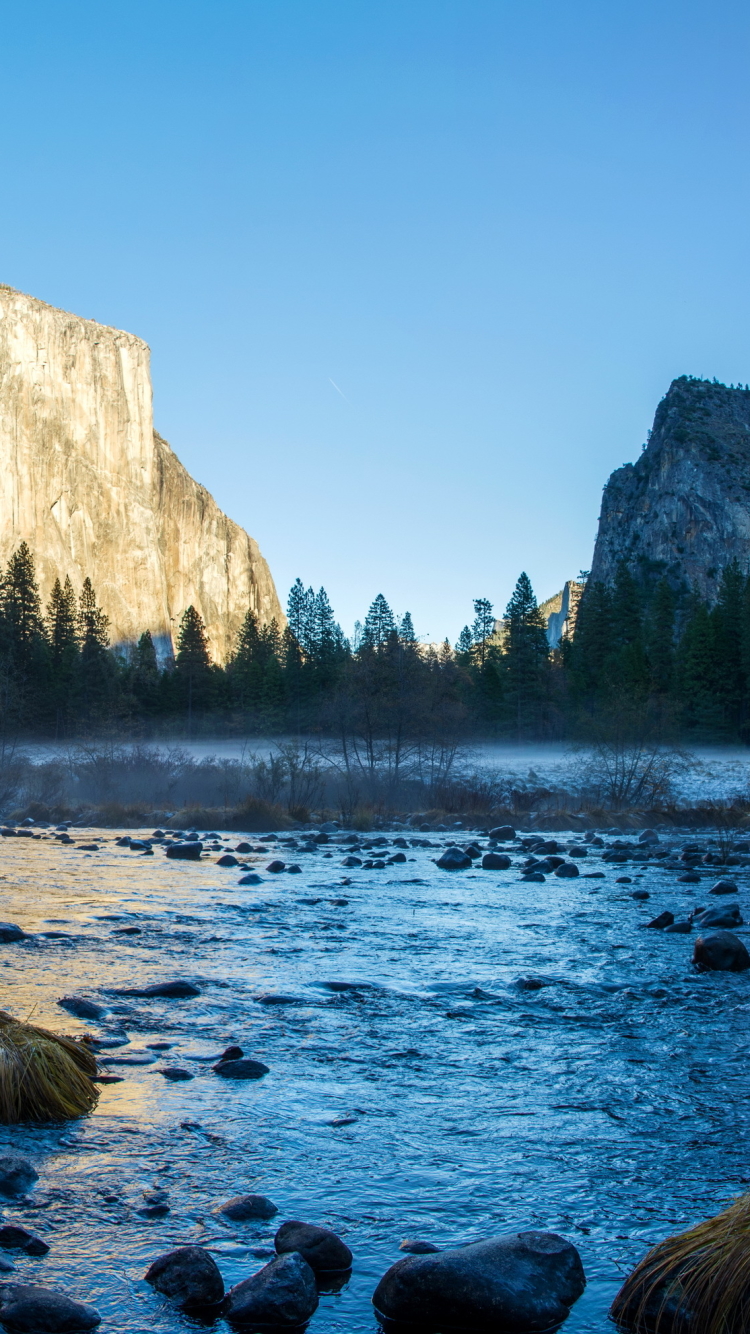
[0,826,747,1331]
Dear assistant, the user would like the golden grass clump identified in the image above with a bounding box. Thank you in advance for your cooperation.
[0,1010,99,1123]
[611,1194,750,1334]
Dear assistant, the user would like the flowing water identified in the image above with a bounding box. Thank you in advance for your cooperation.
[0,826,748,1332]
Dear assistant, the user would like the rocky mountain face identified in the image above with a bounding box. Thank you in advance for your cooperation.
[538,581,585,648]
[0,285,282,661]
[590,376,750,598]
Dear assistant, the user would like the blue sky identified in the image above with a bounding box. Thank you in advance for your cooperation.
[2,1,749,642]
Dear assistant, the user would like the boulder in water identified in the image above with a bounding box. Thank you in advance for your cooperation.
[145,1245,224,1308]
[222,1252,318,1325]
[693,930,750,972]
[0,1282,101,1330]
[274,1221,352,1272]
[436,847,471,870]
[489,825,516,840]
[482,853,511,870]
[372,1231,585,1331]
[166,842,203,860]
[709,879,739,895]
[219,1194,279,1222]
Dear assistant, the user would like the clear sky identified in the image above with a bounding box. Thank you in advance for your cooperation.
[2,1,749,643]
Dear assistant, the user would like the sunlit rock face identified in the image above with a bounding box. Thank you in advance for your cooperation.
[0,284,282,661]
[590,376,750,598]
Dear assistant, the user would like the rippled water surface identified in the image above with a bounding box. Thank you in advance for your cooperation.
[0,825,748,1332]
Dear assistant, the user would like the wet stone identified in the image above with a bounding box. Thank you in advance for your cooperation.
[222,1251,318,1326]
[0,1283,101,1332]
[274,1220,353,1272]
[0,1227,49,1255]
[219,1193,279,1222]
[372,1231,585,1332]
[145,1245,224,1308]
[213,1057,270,1080]
[693,930,750,972]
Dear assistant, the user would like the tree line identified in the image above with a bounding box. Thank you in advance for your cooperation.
[1,540,749,742]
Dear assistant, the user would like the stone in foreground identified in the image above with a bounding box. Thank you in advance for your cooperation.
[372,1231,585,1332]
[166,842,203,860]
[693,930,750,972]
[213,1057,270,1080]
[0,1282,101,1331]
[222,1252,318,1325]
[145,1245,224,1308]
[219,1193,279,1222]
[0,925,25,944]
[275,1220,352,1272]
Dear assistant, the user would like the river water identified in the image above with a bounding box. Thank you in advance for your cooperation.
[0,825,748,1332]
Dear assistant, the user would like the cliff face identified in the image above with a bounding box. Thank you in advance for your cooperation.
[0,285,282,661]
[589,377,750,598]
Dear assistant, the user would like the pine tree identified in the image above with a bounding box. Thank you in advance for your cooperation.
[646,579,676,696]
[46,577,78,665]
[455,626,474,655]
[399,611,417,645]
[712,561,745,731]
[502,572,549,736]
[286,579,315,655]
[175,606,212,727]
[676,596,722,735]
[361,594,396,649]
[471,597,495,667]
[0,542,50,724]
[75,578,114,721]
[131,630,160,714]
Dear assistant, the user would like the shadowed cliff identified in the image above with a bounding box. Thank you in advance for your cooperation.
[590,376,750,597]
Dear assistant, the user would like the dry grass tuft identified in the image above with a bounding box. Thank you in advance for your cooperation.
[0,1010,99,1123]
[611,1194,750,1333]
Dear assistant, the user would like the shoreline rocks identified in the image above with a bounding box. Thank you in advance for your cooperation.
[274,1221,352,1273]
[145,1245,224,1308]
[222,1252,318,1326]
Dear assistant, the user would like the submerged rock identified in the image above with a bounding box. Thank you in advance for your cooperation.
[145,1245,224,1308]
[0,1158,37,1198]
[219,1193,279,1222]
[0,925,25,944]
[693,930,750,972]
[694,905,742,929]
[0,1283,100,1331]
[213,1057,270,1080]
[372,1231,585,1332]
[222,1252,318,1326]
[238,873,264,885]
[399,1239,440,1254]
[274,1220,352,1272]
[0,1227,48,1256]
[160,1067,193,1081]
[140,980,201,998]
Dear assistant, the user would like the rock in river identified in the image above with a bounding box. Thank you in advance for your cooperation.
[213,1057,270,1080]
[140,980,201,998]
[0,1227,48,1255]
[0,925,25,944]
[0,1158,37,1198]
[0,1283,100,1331]
[482,853,511,870]
[709,879,739,895]
[166,842,203,860]
[57,996,106,1021]
[372,1231,585,1332]
[489,825,516,840]
[274,1221,352,1272]
[694,905,743,929]
[693,930,750,972]
[145,1245,224,1308]
[644,912,674,929]
[219,1193,279,1222]
[436,847,472,871]
[554,863,579,878]
[222,1252,318,1326]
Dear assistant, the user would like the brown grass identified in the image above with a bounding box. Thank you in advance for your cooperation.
[611,1194,750,1333]
[0,1011,99,1123]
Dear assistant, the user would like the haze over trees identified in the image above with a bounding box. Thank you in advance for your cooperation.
[0,542,749,744]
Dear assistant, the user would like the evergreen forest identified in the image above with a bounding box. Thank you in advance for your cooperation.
[2,541,750,745]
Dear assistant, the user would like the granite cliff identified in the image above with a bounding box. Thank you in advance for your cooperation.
[590,376,750,598]
[0,285,282,661]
